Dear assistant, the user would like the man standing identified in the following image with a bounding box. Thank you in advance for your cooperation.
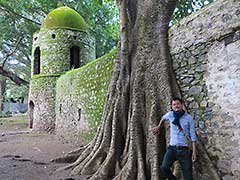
[152,97,197,180]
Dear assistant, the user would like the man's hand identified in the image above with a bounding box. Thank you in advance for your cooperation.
[192,150,197,162]
[192,142,197,162]
[151,126,161,135]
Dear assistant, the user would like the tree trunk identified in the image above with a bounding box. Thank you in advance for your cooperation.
[0,67,29,86]
[0,76,6,111]
[54,0,220,179]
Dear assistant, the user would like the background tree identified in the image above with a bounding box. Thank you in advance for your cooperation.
[53,0,220,179]
[0,76,6,110]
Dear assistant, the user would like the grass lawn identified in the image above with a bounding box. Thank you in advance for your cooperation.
[0,114,28,129]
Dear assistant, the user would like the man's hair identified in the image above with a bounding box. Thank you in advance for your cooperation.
[171,97,183,104]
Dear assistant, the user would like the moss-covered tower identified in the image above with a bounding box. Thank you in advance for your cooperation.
[28,6,95,132]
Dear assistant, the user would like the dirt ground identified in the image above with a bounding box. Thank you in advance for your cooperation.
[0,114,90,180]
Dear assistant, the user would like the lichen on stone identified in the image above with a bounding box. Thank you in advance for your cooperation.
[55,48,117,143]
[41,6,88,31]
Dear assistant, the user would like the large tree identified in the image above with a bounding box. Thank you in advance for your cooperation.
[53,0,220,179]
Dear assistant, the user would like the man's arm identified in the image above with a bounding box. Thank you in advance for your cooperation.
[157,119,164,127]
[192,141,196,162]
[189,117,197,162]
[152,119,164,135]
[152,112,170,135]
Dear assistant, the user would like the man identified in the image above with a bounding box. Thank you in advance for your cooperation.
[152,97,197,180]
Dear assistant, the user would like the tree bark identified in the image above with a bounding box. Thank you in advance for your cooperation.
[54,0,221,179]
[0,67,29,86]
[0,76,6,111]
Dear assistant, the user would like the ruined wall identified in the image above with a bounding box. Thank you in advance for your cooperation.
[32,29,95,75]
[29,28,95,132]
[169,0,240,179]
[29,76,58,132]
[55,49,116,143]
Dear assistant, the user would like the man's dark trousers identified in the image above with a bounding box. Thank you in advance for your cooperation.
[161,145,193,180]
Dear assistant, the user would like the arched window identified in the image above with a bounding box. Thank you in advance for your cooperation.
[33,47,40,74]
[70,46,80,69]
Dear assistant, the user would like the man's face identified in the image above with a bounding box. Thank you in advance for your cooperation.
[171,100,183,112]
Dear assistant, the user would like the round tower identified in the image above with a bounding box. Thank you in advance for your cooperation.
[28,6,95,132]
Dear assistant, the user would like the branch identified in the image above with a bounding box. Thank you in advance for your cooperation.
[0,2,41,25]
[2,37,23,68]
[20,52,31,66]
[2,41,31,67]
[28,6,48,17]
[0,67,29,86]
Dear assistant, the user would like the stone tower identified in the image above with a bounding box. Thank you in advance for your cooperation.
[28,6,95,132]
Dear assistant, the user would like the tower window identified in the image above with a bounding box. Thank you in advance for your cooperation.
[33,47,40,74]
[70,46,80,69]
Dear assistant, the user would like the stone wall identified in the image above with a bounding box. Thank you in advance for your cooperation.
[29,27,95,132]
[29,76,58,132]
[55,49,116,143]
[32,29,95,75]
[169,0,240,179]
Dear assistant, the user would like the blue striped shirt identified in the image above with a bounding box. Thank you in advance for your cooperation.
[162,111,197,146]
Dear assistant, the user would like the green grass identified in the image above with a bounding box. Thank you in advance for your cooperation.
[0,114,28,126]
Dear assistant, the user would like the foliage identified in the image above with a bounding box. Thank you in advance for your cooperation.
[5,81,29,102]
[172,0,216,23]
[69,0,119,58]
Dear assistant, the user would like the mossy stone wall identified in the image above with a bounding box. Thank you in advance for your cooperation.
[55,49,116,143]
[29,27,95,132]
[32,29,95,75]
[29,76,59,132]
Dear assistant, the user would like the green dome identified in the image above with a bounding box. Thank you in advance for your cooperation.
[41,6,88,31]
